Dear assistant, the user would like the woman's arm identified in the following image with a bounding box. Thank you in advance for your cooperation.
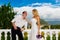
[37,16,40,34]
[37,16,40,29]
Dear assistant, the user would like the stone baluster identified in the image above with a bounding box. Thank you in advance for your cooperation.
[50,31,52,40]
[56,32,58,40]
[5,32,7,40]
[44,32,47,40]
[16,35,18,40]
[0,32,2,40]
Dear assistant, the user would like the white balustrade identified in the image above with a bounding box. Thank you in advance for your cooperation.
[0,32,1,40]
[0,29,60,40]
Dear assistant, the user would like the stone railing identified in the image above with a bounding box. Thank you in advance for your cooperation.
[0,29,60,40]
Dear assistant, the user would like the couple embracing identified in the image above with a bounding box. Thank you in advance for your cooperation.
[11,9,42,40]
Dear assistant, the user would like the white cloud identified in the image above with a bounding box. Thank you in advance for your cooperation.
[42,3,52,6]
[29,3,42,6]
[13,3,60,21]
[56,0,60,3]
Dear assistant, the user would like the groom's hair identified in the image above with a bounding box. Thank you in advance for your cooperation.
[22,11,27,15]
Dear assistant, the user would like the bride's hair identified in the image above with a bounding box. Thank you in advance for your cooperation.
[32,9,39,17]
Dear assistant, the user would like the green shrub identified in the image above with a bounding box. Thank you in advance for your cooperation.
[52,34,56,40]
[51,25,60,29]
[1,32,5,40]
[58,32,60,40]
[7,32,10,40]
[24,32,28,40]
[46,35,50,40]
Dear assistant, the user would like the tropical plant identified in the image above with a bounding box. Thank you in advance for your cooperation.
[0,3,16,29]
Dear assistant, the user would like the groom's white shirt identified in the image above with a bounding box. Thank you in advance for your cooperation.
[11,15,27,29]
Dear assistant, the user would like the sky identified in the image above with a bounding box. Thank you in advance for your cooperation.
[0,0,60,7]
[0,0,60,21]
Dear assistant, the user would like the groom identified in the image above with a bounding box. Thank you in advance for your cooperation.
[11,11,28,40]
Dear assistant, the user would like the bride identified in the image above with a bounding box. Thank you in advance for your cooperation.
[30,9,42,40]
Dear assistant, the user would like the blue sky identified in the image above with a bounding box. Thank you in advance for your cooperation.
[0,0,59,7]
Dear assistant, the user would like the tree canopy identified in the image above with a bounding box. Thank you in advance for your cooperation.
[0,3,16,29]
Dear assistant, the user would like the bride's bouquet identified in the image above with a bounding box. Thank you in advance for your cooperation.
[36,35,42,39]
[36,31,42,39]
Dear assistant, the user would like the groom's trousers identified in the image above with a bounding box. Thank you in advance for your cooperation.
[11,27,23,40]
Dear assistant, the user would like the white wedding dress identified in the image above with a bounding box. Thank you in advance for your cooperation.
[30,18,38,40]
[29,18,44,40]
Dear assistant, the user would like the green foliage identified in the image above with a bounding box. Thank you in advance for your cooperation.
[51,25,60,29]
[41,24,60,29]
[41,25,49,29]
[52,34,56,40]
[24,37,28,40]
[7,32,10,40]
[58,32,60,40]
[46,35,50,40]
[1,32,5,40]
[0,3,16,29]
[24,32,28,40]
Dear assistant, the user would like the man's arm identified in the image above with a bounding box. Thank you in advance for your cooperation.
[11,22,17,30]
[11,18,17,30]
